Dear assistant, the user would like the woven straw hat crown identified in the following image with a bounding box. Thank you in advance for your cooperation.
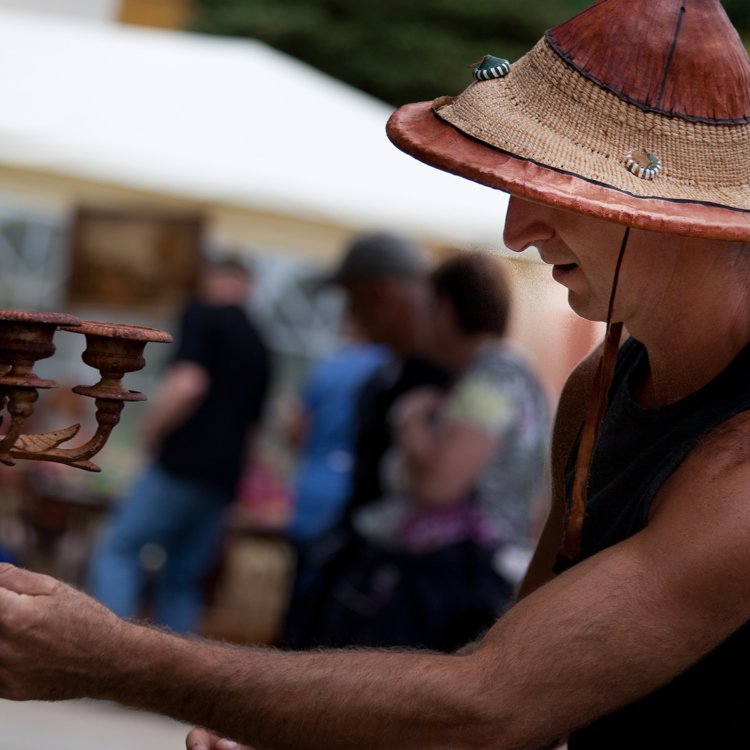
[387,0,750,241]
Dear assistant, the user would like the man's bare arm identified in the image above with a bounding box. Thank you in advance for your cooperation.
[3,412,750,750]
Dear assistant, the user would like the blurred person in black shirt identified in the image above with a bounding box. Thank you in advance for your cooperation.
[88,259,270,633]
[326,233,453,520]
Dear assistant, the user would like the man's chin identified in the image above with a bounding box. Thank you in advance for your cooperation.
[567,292,608,323]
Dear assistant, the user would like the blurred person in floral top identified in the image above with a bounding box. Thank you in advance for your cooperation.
[310,252,549,650]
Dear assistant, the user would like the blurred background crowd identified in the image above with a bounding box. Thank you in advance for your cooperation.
[0,0,747,655]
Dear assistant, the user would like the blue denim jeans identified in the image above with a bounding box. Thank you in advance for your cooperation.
[87,464,231,633]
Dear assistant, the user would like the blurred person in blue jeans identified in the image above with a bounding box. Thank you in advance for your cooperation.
[87,259,270,633]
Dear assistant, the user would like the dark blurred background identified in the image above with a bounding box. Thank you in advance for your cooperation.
[191,0,750,106]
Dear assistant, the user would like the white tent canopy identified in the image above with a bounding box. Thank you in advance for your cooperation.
[0,9,509,246]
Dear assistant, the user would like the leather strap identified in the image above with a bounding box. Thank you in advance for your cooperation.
[560,227,630,561]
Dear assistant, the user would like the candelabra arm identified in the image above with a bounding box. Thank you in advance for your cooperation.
[13,424,81,453]
[9,400,124,472]
[62,399,124,462]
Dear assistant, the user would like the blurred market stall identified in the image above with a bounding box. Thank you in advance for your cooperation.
[0,7,508,258]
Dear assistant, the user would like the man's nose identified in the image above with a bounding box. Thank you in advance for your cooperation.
[503,196,555,253]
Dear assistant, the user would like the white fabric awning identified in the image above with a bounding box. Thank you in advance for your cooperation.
[0,9,509,245]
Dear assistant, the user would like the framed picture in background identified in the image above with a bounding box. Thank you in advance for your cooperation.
[68,207,203,312]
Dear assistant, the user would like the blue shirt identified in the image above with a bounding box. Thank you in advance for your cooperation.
[289,343,390,540]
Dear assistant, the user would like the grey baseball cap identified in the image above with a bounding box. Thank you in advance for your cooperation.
[324,233,427,285]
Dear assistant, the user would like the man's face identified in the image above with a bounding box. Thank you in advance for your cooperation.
[503,196,677,325]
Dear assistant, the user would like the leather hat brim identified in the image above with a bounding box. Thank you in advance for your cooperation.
[387,102,750,243]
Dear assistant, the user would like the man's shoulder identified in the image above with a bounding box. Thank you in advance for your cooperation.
[678,409,750,472]
[643,409,750,547]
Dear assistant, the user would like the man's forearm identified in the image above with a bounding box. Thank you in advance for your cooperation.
[99,531,740,750]
[106,625,498,750]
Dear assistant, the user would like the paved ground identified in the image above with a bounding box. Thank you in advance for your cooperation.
[0,698,189,750]
[0,697,570,749]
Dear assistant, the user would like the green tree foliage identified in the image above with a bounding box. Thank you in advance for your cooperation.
[723,0,750,34]
[192,0,750,107]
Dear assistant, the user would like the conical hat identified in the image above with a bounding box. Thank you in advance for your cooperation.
[387,0,750,241]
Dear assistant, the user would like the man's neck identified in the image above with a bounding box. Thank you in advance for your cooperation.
[629,290,750,409]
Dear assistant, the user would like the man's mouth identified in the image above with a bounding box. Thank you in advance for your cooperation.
[551,262,579,283]
[538,248,579,281]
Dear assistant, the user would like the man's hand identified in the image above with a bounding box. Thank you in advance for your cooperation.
[0,564,124,701]
[186,727,252,750]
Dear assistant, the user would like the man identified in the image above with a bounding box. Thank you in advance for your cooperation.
[0,0,749,747]
[88,258,270,633]
[283,232,453,647]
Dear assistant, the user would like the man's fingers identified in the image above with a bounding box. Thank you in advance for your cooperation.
[186,728,252,750]
[0,564,56,596]
[187,727,215,750]
[216,740,249,750]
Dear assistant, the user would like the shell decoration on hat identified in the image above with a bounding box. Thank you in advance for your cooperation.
[471,55,511,81]
[624,148,662,181]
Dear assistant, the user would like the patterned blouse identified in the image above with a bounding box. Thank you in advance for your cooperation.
[354,341,549,554]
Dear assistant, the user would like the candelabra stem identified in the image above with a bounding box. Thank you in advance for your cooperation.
[0,389,39,465]
[61,398,124,462]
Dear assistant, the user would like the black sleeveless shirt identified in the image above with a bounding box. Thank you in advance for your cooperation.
[558,337,750,749]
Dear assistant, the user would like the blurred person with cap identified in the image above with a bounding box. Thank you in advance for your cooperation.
[323,232,452,519]
[6,1,750,747]
[87,258,270,633]
[282,232,453,647]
